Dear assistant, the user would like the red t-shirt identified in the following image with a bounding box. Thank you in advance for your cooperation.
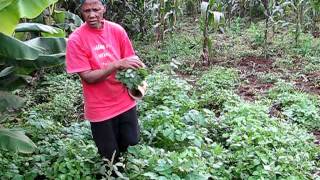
[66,20,136,122]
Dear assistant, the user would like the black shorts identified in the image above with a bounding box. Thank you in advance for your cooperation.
[90,106,139,160]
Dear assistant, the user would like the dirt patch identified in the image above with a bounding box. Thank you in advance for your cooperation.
[237,56,275,72]
[235,56,276,100]
[295,71,320,95]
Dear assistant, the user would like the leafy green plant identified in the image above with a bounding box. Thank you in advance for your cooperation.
[256,72,280,83]
[219,103,319,179]
[292,33,319,57]
[116,68,148,90]
[140,106,205,151]
[248,23,265,47]
[267,84,320,130]
[139,72,198,116]
[125,144,229,179]
[0,0,66,155]
[195,67,240,112]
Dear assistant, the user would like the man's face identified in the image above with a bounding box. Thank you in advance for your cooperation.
[81,0,106,29]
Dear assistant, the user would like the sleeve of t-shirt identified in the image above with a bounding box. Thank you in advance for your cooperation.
[120,28,135,59]
[66,38,91,74]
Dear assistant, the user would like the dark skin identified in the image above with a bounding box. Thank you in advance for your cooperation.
[79,0,145,84]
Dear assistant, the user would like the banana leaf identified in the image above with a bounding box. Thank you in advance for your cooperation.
[0,0,14,11]
[0,128,36,154]
[15,23,65,37]
[0,33,66,74]
[0,0,58,35]
[0,91,24,111]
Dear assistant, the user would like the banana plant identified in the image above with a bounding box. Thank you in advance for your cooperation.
[0,128,36,154]
[200,0,225,64]
[0,0,66,154]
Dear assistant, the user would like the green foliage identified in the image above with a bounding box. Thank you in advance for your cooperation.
[267,82,320,130]
[135,33,201,70]
[0,121,103,179]
[116,68,148,90]
[53,10,83,35]
[125,144,229,179]
[139,72,198,115]
[229,17,244,35]
[197,66,239,90]
[46,139,102,179]
[195,66,240,111]
[219,103,319,179]
[140,106,206,151]
[15,23,65,38]
[256,72,280,84]
[0,91,24,112]
[248,23,264,47]
[292,33,320,57]
[26,72,82,125]
[0,0,58,35]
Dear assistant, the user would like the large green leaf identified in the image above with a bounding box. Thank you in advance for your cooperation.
[0,1,19,35]
[0,33,66,74]
[0,128,36,154]
[0,0,14,11]
[15,23,65,38]
[0,66,27,90]
[0,74,27,90]
[17,0,58,18]
[0,66,14,77]
[0,0,58,35]
[15,23,60,34]
[0,32,40,61]
[0,90,24,111]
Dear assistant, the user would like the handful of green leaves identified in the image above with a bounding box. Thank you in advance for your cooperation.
[116,68,148,90]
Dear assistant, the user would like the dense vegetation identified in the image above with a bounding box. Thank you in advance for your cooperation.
[1,0,320,179]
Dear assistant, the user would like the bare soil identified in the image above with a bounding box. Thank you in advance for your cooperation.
[236,56,276,101]
[295,71,320,95]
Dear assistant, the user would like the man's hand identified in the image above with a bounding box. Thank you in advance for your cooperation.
[79,55,145,84]
[114,56,146,70]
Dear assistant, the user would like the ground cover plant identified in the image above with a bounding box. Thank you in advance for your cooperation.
[1,0,320,179]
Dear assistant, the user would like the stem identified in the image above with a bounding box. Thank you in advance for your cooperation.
[265,15,269,58]
[295,6,299,46]
[203,6,209,62]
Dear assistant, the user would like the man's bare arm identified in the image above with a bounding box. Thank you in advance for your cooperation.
[78,56,145,84]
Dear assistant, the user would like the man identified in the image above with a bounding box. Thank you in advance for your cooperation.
[66,0,145,161]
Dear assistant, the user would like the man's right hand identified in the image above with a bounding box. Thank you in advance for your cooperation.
[114,56,146,70]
